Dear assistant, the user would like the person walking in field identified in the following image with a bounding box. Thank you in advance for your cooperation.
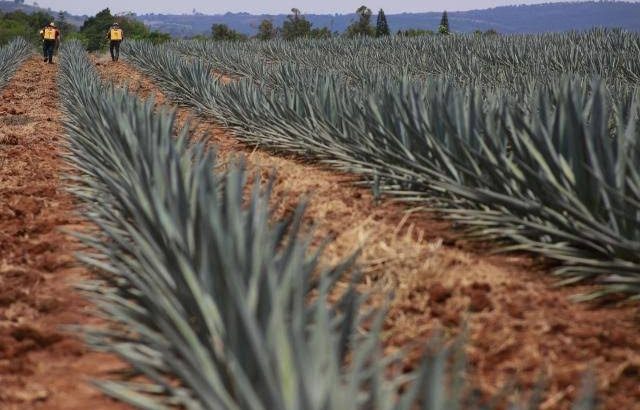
[39,22,60,64]
[107,22,124,62]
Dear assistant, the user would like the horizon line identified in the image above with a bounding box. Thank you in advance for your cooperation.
[7,0,640,18]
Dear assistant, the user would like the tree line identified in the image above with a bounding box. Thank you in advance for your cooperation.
[0,5,498,47]
[208,7,491,41]
[0,7,170,48]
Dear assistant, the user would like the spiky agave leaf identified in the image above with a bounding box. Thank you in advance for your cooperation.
[0,37,31,90]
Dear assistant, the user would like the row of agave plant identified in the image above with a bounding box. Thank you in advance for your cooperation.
[57,39,598,410]
[173,29,640,92]
[0,38,31,90]
[123,39,640,301]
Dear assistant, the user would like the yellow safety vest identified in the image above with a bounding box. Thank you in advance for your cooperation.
[43,27,57,40]
[110,28,123,41]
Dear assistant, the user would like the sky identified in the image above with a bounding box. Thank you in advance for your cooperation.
[28,0,637,16]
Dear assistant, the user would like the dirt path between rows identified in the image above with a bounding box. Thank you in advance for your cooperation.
[0,57,129,409]
[93,56,640,409]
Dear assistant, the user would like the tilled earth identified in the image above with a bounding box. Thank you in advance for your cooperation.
[95,56,640,410]
[0,54,638,409]
[0,57,129,409]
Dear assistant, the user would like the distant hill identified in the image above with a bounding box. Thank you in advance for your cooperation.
[0,1,85,27]
[2,1,640,37]
[138,2,640,37]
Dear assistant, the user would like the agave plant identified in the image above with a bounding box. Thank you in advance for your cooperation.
[58,41,596,409]
[0,37,32,90]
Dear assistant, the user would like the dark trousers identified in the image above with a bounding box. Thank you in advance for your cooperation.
[43,40,55,62]
[110,41,121,61]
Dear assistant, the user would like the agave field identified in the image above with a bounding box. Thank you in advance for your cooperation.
[55,40,576,409]
[0,29,639,409]
[124,30,640,300]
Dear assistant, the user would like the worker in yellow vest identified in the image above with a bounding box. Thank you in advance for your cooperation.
[106,22,124,62]
[39,22,60,64]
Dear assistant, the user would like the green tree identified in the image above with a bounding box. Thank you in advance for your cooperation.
[281,8,312,40]
[0,14,30,45]
[80,8,115,51]
[375,9,390,37]
[211,24,246,41]
[0,10,53,45]
[146,30,171,44]
[117,13,149,37]
[31,10,53,29]
[56,11,75,37]
[256,19,277,40]
[309,27,332,39]
[346,5,374,38]
[79,9,170,51]
[439,11,450,35]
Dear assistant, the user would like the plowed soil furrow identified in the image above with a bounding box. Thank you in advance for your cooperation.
[0,57,129,409]
[94,57,640,410]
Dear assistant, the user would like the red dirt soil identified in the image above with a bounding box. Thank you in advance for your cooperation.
[95,58,640,410]
[0,57,129,409]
